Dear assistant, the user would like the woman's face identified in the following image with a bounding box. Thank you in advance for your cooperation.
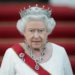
[24,20,48,50]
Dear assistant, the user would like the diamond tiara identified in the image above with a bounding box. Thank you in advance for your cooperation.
[19,4,52,18]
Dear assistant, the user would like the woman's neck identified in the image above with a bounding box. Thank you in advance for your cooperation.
[31,48,45,57]
[24,42,46,57]
[20,42,53,63]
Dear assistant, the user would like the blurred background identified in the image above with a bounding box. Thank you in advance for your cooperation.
[0,0,75,75]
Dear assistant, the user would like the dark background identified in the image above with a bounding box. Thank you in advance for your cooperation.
[0,0,49,3]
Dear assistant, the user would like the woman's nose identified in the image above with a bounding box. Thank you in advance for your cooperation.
[34,31,39,38]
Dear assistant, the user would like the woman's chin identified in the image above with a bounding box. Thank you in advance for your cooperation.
[31,44,42,50]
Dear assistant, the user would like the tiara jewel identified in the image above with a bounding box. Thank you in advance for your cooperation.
[19,5,52,18]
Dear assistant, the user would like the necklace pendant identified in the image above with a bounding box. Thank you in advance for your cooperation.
[35,64,39,70]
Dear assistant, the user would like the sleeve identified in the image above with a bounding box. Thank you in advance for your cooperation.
[63,48,73,75]
[0,48,15,75]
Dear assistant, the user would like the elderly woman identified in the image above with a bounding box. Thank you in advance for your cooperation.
[0,5,73,75]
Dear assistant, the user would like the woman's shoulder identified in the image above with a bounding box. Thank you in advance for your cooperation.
[47,42,66,54]
[4,46,18,58]
[47,42,64,48]
[5,48,14,54]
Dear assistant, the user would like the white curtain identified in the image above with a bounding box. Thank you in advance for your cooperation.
[49,0,75,8]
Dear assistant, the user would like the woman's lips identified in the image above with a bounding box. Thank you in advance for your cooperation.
[32,41,41,42]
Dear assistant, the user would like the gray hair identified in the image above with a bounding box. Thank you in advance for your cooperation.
[16,7,56,35]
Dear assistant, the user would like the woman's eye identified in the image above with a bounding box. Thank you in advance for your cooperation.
[38,30,44,32]
[30,30,35,32]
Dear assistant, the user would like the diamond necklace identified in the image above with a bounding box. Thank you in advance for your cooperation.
[30,48,46,70]
[30,48,46,63]
[24,42,46,70]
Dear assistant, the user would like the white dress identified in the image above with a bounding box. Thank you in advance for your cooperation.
[0,42,73,75]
